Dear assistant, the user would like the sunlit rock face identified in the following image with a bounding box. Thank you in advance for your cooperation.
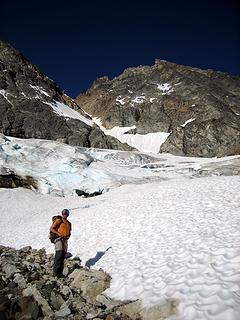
[75,59,240,157]
[0,41,131,151]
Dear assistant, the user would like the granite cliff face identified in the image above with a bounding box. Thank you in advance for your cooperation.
[0,41,131,151]
[76,59,240,157]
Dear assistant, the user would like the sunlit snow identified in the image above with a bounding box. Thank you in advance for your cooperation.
[93,118,170,153]
[116,96,126,105]
[181,118,195,127]
[156,83,174,95]
[0,89,13,105]
[132,95,146,104]
[150,98,156,103]
[44,101,94,126]
[30,85,51,97]
[0,89,7,97]
[0,135,240,320]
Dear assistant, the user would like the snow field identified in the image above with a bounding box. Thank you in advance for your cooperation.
[80,177,240,320]
[92,117,171,153]
[1,175,240,319]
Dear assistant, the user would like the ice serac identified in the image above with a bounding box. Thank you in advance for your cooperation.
[75,59,240,157]
[0,41,131,151]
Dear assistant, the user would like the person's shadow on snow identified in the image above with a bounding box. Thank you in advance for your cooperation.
[85,247,112,268]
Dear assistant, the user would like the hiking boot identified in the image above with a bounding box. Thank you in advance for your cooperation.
[53,272,65,278]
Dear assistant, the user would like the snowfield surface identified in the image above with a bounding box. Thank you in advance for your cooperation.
[0,137,240,319]
[93,117,171,153]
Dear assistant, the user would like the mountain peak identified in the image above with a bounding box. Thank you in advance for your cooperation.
[75,59,240,157]
[1,42,239,157]
[0,40,19,54]
[0,42,131,151]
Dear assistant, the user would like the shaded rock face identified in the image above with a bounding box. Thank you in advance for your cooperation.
[0,41,131,151]
[0,173,38,189]
[76,59,240,157]
[0,245,178,320]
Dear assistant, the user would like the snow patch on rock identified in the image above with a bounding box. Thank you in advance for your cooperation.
[44,101,93,126]
[132,95,146,104]
[29,85,51,97]
[154,83,174,95]
[116,96,126,105]
[181,118,196,127]
[93,117,170,153]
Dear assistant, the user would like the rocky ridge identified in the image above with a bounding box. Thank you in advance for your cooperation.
[0,41,131,151]
[0,245,178,320]
[76,59,240,157]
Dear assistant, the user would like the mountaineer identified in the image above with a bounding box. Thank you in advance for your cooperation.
[50,209,71,278]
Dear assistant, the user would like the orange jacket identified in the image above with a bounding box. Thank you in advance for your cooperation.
[53,218,71,238]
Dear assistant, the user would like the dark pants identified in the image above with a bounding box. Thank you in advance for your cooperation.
[53,238,68,276]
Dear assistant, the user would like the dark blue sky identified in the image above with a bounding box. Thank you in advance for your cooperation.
[1,0,239,98]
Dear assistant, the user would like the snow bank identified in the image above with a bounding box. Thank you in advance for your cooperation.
[93,118,170,153]
[0,175,240,320]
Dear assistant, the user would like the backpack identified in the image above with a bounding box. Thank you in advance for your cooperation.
[49,215,63,243]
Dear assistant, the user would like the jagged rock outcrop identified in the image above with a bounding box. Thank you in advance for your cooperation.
[76,59,240,157]
[0,41,131,151]
[0,245,178,320]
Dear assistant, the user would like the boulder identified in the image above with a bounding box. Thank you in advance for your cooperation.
[0,245,179,319]
[69,268,111,302]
